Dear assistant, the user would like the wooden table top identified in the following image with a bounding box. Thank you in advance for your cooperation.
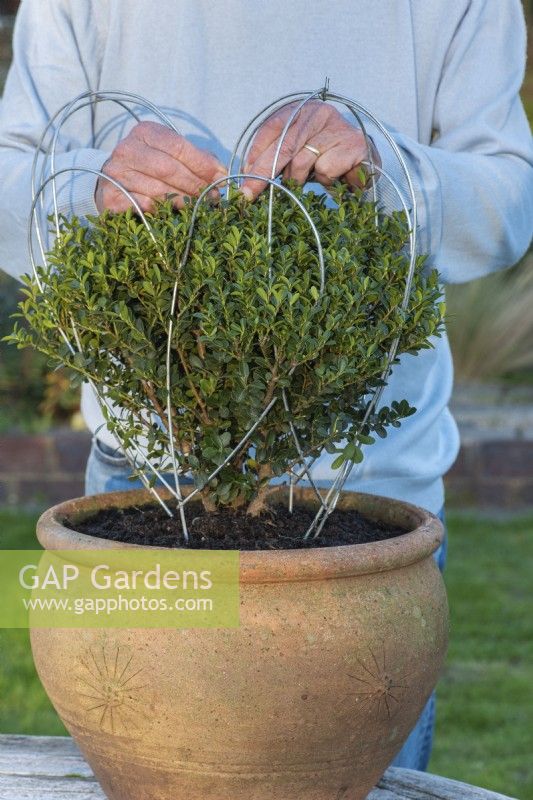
[0,735,517,799]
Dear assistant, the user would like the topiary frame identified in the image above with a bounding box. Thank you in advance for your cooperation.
[7,84,444,541]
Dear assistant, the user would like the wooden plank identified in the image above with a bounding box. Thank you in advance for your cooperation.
[0,775,104,799]
[0,735,518,800]
[0,736,103,799]
[0,735,93,777]
[374,768,517,800]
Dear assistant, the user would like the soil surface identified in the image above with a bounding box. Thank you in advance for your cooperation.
[71,502,408,550]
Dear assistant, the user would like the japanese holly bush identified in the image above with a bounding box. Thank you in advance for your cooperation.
[8,184,444,515]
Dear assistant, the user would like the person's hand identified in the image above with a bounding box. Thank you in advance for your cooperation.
[95,121,227,213]
[240,101,379,201]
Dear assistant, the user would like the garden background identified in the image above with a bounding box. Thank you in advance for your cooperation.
[0,2,532,797]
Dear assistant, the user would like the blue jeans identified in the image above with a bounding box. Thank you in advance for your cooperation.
[85,436,193,495]
[391,509,447,771]
[85,437,447,771]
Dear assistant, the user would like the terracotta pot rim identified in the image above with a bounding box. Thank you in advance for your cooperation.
[36,487,444,583]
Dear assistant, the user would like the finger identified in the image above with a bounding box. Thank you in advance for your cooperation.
[110,144,210,197]
[245,100,327,169]
[103,190,156,215]
[241,121,325,199]
[344,139,382,188]
[283,146,318,184]
[343,162,372,189]
[241,139,295,199]
[104,182,206,213]
[281,125,347,185]
[242,104,330,198]
[121,170,220,207]
[282,125,344,184]
[313,139,368,188]
[134,122,226,183]
[103,166,189,200]
[245,104,297,170]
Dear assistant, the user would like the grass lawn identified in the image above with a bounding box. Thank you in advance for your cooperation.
[430,512,533,798]
[0,509,67,735]
[0,508,532,796]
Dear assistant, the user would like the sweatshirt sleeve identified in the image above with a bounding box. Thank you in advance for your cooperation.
[0,0,107,281]
[374,0,533,284]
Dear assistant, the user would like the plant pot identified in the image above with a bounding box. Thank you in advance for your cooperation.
[31,487,448,800]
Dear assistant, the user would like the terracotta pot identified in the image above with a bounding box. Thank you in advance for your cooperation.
[31,487,448,800]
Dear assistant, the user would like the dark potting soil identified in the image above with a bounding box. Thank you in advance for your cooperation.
[71,502,408,550]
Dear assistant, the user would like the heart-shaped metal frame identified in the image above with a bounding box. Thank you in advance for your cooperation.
[29,84,418,541]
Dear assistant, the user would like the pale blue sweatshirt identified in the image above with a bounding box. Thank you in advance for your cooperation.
[0,0,532,514]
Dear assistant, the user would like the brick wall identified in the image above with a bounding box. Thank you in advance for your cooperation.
[446,440,533,510]
[1,6,85,511]
[0,429,532,511]
[0,430,91,508]
[0,11,14,88]
[0,1,19,14]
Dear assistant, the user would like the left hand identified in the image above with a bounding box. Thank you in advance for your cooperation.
[240,100,379,201]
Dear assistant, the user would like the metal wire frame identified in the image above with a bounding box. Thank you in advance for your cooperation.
[28,166,185,520]
[227,86,417,536]
[302,161,418,540]
[32,90,181,241]
[31,160,328,535]
[29,91,196,532]
[226,88,383,521]
[227,84,379,239]
[29,84,419,540]
[164,173,328,513]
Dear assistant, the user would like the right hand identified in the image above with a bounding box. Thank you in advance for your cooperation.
[95,121,227,213]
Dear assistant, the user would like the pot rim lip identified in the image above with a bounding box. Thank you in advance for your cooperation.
[36,488,444,583]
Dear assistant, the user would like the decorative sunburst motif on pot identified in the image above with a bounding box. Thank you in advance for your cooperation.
[76,641,152,736]
[347,646,408,721]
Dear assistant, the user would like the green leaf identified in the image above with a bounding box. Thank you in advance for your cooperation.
[189,354,203,369]
[331,453,346,470]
